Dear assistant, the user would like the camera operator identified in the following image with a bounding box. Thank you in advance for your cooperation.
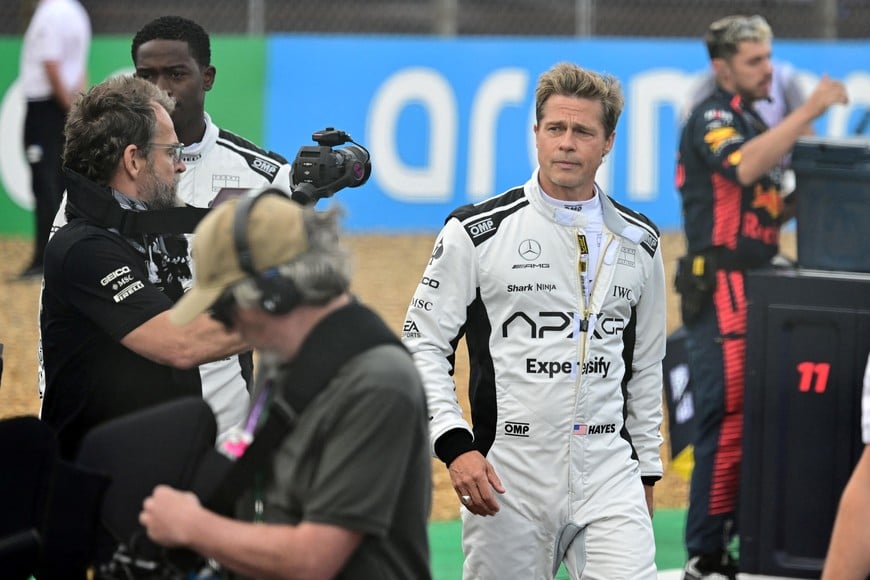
[139,191,432,580]
[39,16,294,444]
[40,75,248,460]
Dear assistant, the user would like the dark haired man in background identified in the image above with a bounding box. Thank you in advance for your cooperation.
[40,16,293,443]
[676,14,848,579]
[41,75,247,459]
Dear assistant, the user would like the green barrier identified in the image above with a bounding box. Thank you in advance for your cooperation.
[428,509,688,578]
[0,36,267,235]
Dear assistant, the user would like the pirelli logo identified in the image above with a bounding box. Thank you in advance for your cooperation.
[113,281,144,303]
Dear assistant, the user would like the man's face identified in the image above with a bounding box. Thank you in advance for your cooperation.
[722,40,773,103]
[228,304,286,358]
[534,94,614,201]
[134,39,214,139]
[139,104,184,209]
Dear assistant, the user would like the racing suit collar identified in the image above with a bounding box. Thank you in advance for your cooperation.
[180,112,218,164]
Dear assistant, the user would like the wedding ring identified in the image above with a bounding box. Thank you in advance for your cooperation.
[461,495,471,504]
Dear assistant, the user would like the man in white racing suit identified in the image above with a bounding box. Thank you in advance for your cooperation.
[38,16,292,443]
[402,62,666,579]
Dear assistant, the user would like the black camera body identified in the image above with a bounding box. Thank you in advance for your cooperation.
[291,127,371,205]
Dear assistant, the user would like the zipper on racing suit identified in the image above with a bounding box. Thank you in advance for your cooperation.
[577,232,590,334]
[572,231,591,502]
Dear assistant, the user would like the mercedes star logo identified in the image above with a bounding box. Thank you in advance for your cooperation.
[518,239,541,261]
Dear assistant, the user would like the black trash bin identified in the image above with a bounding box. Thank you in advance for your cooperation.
[791,136,870,273]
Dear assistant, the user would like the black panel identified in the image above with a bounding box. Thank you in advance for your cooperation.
[792,137,870,273]
[740,268,870,577]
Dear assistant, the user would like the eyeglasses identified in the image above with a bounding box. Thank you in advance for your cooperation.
[149,142,185,164]
[209,291,238,330]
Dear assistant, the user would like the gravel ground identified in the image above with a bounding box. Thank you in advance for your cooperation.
[1,230,795,520]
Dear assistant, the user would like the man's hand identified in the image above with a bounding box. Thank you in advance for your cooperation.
[644,484,655,519]
[448,450,506,516]
[803,74,849,119]
[139,485,203,547]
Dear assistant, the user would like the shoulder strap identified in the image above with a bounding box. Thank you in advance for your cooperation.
[205,301,401,514]
[64,169,209,235]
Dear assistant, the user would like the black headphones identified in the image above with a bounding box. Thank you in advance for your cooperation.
[232,187,303,315]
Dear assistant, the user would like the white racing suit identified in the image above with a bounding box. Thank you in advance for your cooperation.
[402,171,665,579]
[39,113,292,442]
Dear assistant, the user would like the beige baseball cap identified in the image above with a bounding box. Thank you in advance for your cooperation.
[170,193,308,325]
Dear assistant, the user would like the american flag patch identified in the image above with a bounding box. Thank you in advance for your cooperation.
[573,424,588,435]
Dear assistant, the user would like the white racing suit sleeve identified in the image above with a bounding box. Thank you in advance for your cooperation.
[625,235,666,481]
[402,218,478,458]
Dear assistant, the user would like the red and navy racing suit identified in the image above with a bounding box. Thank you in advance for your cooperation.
[676,86,785,559]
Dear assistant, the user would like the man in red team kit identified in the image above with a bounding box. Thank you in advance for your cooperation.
[675,14,848,579]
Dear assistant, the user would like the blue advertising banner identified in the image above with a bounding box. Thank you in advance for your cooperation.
[1,36,868,235]
[265,37,870,232]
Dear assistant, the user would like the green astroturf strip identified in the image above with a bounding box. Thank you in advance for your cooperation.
[428,508,687,579]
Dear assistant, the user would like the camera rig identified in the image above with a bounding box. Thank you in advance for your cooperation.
[290,128,372,206]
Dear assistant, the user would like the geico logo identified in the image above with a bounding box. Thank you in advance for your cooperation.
[411,297,434,311]
[469,218,495,238]
[526,358,575,377]
[100,266,132,286]
[504,421,530,437]
[252,158,278,175]
[420,277,440,289]
[502,311,575,339]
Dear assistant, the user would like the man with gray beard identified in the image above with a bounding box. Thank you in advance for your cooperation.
[40,75,248,459]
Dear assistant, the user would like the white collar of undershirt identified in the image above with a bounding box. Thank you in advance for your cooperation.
[540,187,601,213]
[181,113,217,160]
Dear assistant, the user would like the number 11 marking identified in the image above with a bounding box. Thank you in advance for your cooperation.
[796,361,831,394]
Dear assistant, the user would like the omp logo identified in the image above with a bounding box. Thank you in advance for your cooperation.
[502,311,576,339]
[504,421,530,437]
[581,356,611,378]
[101,266,131,287]
[402,319,421,338]
[517,239,541,261]
[469,218,495,238]
[253,158,279,176]
[113,281,144,303]
[526,358,576,378]
[410,297,434,311]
